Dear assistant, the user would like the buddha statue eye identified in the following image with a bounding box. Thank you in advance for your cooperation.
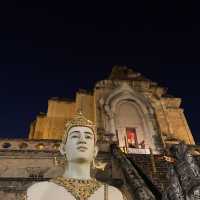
[85,135,92,139]
[71,135,79,138]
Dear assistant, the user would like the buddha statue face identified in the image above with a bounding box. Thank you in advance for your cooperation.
[60,126,98,163]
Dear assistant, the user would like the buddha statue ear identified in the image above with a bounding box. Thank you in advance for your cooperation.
[59,143,65,156]
[59,143,68,161]
[94,145,99,158]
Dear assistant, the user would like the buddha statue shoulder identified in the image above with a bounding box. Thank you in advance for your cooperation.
[25,177,124,200]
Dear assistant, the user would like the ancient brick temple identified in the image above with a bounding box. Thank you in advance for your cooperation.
[0,66,198,199]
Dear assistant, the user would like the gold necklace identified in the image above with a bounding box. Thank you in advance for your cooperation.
[50,176,103,200]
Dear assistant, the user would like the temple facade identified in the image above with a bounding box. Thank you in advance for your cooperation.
[29,66,195,150]
[0,66,197,199]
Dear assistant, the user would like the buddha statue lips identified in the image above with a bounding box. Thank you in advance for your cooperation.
[77,145,88,152]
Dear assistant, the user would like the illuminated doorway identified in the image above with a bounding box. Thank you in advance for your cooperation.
[126,127,138,148]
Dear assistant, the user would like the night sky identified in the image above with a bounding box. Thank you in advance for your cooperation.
[0,1,200,143]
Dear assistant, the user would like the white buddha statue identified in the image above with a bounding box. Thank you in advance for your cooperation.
[23,111,125,200]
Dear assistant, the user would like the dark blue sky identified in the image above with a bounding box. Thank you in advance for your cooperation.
[0,1,200,143]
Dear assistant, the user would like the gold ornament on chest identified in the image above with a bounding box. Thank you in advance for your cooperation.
[50,176,103,200]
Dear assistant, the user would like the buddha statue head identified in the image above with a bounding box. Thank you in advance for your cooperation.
[60,111,98,165]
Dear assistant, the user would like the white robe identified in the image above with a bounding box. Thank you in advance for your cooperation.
[26,181,125,200]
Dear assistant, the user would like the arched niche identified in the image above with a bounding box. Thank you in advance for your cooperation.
[115,100,147,148]
[103,82,160,152]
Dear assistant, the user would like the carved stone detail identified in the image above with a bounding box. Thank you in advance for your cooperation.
[25,167,50,178]
[162,141,200,200]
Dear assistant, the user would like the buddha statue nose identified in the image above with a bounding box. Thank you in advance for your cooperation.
[78,134,87,143]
